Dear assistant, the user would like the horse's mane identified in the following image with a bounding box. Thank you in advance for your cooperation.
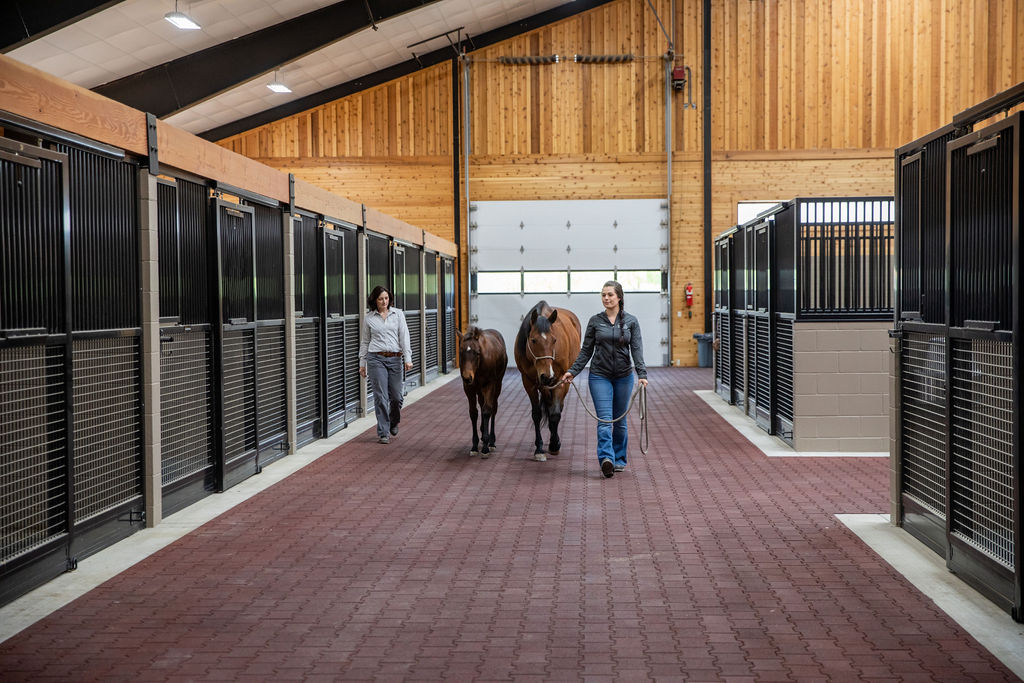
[516,301,550,359]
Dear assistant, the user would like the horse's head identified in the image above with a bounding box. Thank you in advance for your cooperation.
[457,327,484,386]
[525,308,562,388]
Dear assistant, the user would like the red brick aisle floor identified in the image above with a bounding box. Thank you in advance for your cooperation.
[0,368,1016,681]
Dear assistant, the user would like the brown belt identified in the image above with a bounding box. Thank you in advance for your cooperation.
[373,351,403,357]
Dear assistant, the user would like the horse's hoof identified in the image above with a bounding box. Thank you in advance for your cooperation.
[480,452,489,460]
[548,450,559,456]
[469,450,479,457]
[533,453,547,462]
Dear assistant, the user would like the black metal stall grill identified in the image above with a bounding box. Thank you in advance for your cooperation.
[713,231,734,402]
[394,243,423,390]
[716,195,894,446]
[424,252,440,379]
[892,85,1024,620]
[442,257,456,372]
[293,214,322,448]
[157,177,215,516]
[0,126,144,605]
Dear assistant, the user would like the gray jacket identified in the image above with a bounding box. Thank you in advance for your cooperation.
[568,311,647,379]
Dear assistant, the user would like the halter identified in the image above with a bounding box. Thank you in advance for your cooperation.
[526,339,556,362]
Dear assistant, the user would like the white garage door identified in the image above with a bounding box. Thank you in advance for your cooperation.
[469,199,669,368]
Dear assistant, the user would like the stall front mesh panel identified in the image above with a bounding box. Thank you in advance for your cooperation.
[71,337,142,523]
[732,315,745,407]
[754,317,771,412]
[718,313,731,389]
[222,329,256,465]
[344,317,362,412]
[256,324,287,445]
[1,346,67,564]
[745,319,757,416]
[159,330,213,486]
[295,320,320,429]
[774,319,793,422]
[326,319,346,419]
[713,313,723,386]
[425,311,439,371]
[950,339,1014,568]
[900,333,947,516]
[445,307,456,364]
[407,311,422,376]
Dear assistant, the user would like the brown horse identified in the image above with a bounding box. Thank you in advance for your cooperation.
[457,327,508,458]
[514,301,582,461]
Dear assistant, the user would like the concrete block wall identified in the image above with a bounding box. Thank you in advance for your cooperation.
[792,321,891,452]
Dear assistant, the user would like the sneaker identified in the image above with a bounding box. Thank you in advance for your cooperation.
[378,436,390,444]
[390,425,399,436]
[601,459,614,478]
[613,465,624,472]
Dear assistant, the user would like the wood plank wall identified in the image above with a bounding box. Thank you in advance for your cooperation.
[217,0,1024,364]
[715,0,1024,150]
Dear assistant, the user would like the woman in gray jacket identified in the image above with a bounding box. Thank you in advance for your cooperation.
[359,285,413,444]
[561,281,648,478]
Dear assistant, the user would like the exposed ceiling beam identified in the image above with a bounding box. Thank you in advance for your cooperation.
[93,0,441,117]
[199,0,617,142]
[0,1,125,52]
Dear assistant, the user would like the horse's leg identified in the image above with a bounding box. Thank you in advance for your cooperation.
[467,391,480,456]
[479,396,491,459]
[482,384,498,454]
[548,389,566,455]
[529,391,546,461]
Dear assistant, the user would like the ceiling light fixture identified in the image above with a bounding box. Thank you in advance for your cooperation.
[164,1,200,30]
[267,71,291,93]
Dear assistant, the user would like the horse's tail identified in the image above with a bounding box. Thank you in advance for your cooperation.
[538,397,551,427]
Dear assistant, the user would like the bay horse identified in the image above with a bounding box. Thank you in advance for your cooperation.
[514,301,582,461]
[457,327,508,458]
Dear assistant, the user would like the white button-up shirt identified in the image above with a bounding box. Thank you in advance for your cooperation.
[358,307,412,367]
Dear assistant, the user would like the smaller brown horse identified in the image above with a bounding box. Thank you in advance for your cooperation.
[457,326,508,458]
[514,301,582,461]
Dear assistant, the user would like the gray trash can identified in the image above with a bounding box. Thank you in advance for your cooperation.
[693,332,714,368]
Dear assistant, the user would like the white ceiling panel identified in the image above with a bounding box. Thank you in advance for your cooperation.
[10,0,579,135]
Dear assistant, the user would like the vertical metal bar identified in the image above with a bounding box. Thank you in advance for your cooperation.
[451,55,461,351]
[250,207,261,466]
[462,58,471,333]
[1010,119,1022,616]
[210,198,226,491]
[703,0,712,334]
[58,152,75,560]
[319,221,329,435]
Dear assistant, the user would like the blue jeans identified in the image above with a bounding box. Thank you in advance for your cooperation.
[588,372,634,468]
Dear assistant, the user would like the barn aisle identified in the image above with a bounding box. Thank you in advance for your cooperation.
[0,368,1016,681]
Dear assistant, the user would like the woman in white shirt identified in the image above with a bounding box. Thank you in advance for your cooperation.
[359,285,413,443]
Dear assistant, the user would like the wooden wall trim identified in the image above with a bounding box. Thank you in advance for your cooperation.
[423,232,457,257]
[364,206,422,245]
[0,54,147,156]
[158,121,288,202]
[292,177,362,226]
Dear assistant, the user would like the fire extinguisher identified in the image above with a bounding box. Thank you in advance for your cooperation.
[685,282,694,317]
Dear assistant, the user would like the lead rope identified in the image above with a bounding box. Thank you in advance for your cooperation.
[562,380,650,454]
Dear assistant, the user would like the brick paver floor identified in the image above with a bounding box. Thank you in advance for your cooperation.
[0,368,1016,681]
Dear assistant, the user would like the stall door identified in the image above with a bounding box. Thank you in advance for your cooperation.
[214,201,259,490]
[441,257,456,372]
[470,199,669,368]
